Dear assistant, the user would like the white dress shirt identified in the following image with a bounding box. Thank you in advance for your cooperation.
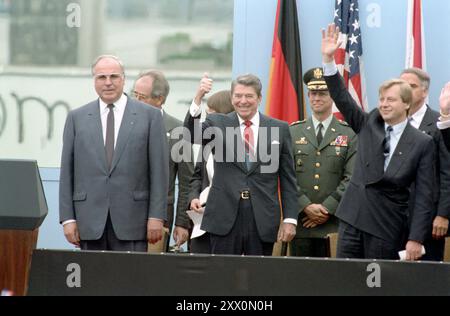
[408,103,427,129]
[437,118,450,129]
[237,111,260,154]
[323,61,339,76]
[99,94,127,148]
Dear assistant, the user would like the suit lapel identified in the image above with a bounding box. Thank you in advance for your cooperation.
[384,123,415,177]
[110,100,137,173]
[373,112,386,150]
[370,112,387,177]
[418,106,435,134]
[87,100,108,172]
[163,111,179,133]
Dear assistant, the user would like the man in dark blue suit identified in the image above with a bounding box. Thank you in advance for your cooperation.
[184,74,299,256]
[321,24,434,261]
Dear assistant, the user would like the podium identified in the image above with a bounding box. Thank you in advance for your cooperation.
[0,159,48,296]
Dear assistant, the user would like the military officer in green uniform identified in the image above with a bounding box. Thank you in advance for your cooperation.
[289,67,357,257]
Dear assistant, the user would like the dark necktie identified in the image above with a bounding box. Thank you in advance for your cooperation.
[383,125,393,157]
[105,104,115,170]
[317,123,324,145]
[244,120,254,170]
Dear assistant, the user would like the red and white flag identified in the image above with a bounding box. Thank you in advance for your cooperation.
[405,0,426,69]
[333,0,368,119]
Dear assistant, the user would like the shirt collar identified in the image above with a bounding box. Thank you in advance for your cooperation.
[385,118,408,136]
[237,111,260,127]
[409,103,427,125]
[99,93,127,113]
[312,114,333,132]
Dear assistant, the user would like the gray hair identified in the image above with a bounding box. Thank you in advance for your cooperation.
[231,74,262,97]
[91,55,125,75]
[401,67,430,91]
[136,70,170,102]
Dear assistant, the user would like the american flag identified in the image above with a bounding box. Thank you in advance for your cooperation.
[334,0,368,117]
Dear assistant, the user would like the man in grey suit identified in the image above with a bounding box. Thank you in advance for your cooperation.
[133,70,194,251]
[184,74,298,256]
[59,55,169,252]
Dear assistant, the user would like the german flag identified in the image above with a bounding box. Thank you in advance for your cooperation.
[265,0,305,124]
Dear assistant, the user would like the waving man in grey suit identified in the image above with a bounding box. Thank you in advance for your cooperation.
[59,55,169,252]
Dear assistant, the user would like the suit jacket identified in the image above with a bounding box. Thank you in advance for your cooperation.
[325,73,435,244]
[163,112,194,230]
[290,116,357,238]
[184,111,299,243]
[408,107,450,222]
[442,128,450,152]
[59,97,169,241]
[188,149,211,207]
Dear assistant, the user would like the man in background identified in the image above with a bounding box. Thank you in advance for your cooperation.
[289,67,357,257]
[400,68,450,261]
[133,70,193,251]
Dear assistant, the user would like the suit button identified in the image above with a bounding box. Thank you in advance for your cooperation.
[314,185,319,191]
[316,151,321,156]
[315,162,321,168]
[315,174,320,179]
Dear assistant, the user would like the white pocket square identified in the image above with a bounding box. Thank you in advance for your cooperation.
[271,140,280,145]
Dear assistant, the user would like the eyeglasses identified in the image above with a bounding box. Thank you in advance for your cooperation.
[133,91,151,101]
[94,73,124,82]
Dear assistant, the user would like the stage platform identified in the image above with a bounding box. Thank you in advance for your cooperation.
[28,249,450,296]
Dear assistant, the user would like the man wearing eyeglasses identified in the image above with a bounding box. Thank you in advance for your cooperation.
[133,70,194,252]
[59,55,169,252]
